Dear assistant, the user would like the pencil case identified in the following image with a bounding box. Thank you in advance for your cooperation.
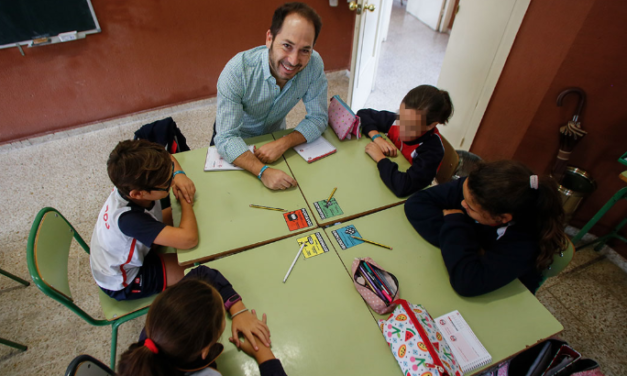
[351,257,399,314]
[329,95,362,141]
[379,300,462,376]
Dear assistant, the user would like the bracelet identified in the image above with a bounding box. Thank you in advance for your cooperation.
[230,308,249,319]
[371,134,383,141]
[257,165,269,180]
[172,170,186,178]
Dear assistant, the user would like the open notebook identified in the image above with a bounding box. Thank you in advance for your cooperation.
[293,135,336,163]
[204,145,255,171]
[435,310,492,374]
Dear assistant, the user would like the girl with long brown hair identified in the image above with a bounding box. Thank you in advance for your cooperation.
[404,160,568,296]
[118,266,285,376]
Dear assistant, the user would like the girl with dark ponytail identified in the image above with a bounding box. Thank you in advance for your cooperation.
[404,160,568,296]
[358,84,454,197]
[118,266,286,376]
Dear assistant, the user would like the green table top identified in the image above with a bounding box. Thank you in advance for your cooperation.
[324,205,563,372]
[172,134,316,266]
[274,128,412,226]
[194,230,400,376]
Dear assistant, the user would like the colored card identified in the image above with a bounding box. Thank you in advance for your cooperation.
[296,232,330,258]
[313,198,344,219]
[283,208,313,231]
[331,225,363,250]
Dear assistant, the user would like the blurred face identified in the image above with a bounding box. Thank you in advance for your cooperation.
[266,13,315,86]
[461,179,509,226]
[397,103,437,142]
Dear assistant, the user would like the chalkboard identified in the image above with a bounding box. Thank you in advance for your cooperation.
[0,0,100,48]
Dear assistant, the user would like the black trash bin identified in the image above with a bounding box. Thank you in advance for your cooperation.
[453,150,483,179]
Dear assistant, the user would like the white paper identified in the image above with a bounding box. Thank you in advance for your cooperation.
[435,310,491,374]
[204,145,254,171]
[293,136,336,163]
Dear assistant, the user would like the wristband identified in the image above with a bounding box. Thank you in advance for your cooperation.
[230,308,249,319]
[371,134,383,141]
[258,165,269,180]
[172,170,186,178]
[224,293,242,311]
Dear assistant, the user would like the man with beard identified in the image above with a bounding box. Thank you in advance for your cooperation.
[214,2,328,190]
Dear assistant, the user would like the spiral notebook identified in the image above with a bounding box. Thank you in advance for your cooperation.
[435,310,492,374]
[293,135,336,163]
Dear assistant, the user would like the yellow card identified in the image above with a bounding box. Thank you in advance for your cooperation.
[297,232,330,258]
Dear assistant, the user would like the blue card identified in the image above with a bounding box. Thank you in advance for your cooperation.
[330,225,363,250]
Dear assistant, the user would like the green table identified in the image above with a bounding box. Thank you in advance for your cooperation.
[274,129,412,226]
[194,230,400,375]
[172,135,316,266]
[324,205,563,373]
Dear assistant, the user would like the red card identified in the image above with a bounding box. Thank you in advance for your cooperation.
[283,208,313,231]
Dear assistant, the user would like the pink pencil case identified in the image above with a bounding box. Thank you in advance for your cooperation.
[328,95,362,140]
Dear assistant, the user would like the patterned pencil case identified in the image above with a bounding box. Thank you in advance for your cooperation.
[328,95,362,140]
[351,257,399,314]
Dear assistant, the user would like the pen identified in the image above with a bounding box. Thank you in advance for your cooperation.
[362,261,393,300]
[250,204,288,212]
[359,264,390,303]
[369,263,396,295]
[326,187,337,207]
[351,236,393,250]
[283,243,306,283]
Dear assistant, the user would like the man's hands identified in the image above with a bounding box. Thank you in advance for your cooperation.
[254,140,287,164]
[261,168,297,190]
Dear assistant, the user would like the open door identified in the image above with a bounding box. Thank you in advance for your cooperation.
[346,0,385,111]
[436,0,531,150]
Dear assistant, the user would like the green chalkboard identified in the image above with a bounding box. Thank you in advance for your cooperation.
[0,0,99,47]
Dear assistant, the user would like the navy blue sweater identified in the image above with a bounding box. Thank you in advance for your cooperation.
[357,108,444,197]
[404,178,542,296]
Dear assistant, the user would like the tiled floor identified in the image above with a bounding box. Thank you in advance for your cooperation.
[1,3,626,376]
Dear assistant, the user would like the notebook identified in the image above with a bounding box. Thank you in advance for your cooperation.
[293,136,336,163]
[434,310,492,374]
[204,145,255,171]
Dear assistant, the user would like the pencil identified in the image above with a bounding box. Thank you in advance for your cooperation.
[351,236,393,250]
[283,243,306,283]
[250,204,287,212]
[325,187,337,207]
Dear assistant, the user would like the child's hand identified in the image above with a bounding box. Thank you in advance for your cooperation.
[172,173,196,204]
[443,209,464,216]
[365,142,386,163]
[230,310,276,364]
[373,137,398,157]
[230,308,271,350]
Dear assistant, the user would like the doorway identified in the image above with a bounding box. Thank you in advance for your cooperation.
[362,1,450,112]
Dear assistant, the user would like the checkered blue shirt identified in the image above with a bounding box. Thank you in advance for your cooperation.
[215,46,328,163]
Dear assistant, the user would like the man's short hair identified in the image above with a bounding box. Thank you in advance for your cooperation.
[107,140,172,197]
[270,2,322,45]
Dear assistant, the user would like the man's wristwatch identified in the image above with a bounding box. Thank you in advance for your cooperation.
[224,293,242,311]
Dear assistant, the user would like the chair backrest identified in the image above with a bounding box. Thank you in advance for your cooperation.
[436,135,459,184]
[543,239,575,279]
[65,354,114,376]
[27,207,97,322]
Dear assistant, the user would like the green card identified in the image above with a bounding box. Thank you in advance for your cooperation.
[313,198,344,219]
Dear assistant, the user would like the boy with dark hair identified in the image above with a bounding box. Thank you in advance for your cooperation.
[90,139,198,301]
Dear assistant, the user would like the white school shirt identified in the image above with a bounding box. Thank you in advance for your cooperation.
[90,188,163,291]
